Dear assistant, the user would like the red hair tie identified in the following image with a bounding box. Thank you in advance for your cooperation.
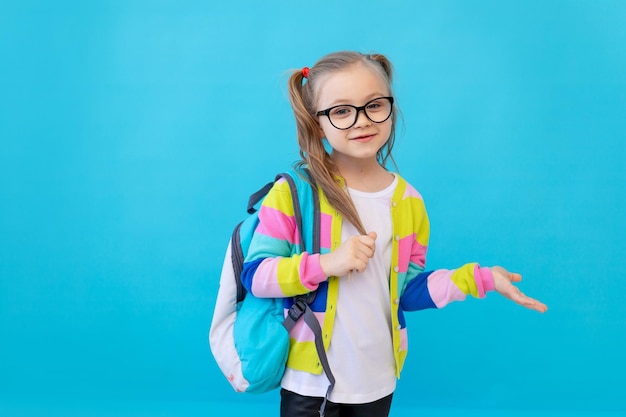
[302,67,310,79]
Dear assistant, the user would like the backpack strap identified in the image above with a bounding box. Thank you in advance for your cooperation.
[280,169,335,417]
[277,170,320,253]
[230,222,246,303]
[247,180,275,215]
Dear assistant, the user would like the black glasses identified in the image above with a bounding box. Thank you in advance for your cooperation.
[316,96,394,130]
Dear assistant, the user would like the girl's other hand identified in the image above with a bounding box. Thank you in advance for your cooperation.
[491,266,548,313]
[320,232,377,278]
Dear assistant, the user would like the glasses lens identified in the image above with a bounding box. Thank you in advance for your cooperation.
[328,106,357,129]
[364,98,393,123]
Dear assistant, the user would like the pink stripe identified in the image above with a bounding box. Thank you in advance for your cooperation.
[320,213,332,249]
[257,205,299,245]
[399,328,408,351]
[284,310,325,342]
[402,184,423,200]
[397,235,414,273]
[251,258,287,297]
[298,253,327,289]
[426,270,466,308]
[397,234,427,272]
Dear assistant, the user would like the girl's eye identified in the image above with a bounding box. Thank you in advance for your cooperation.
[367,101,383,111]
[331,106,354,118]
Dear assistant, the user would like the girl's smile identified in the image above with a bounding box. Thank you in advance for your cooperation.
[350,134,376,142]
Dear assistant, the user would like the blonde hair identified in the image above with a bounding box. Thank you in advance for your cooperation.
[287,51,398,235]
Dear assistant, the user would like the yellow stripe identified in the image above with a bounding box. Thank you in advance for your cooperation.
[261,180,295,216]
[392,178,430,245]
[277,255,311,295]
[287,340,324,375]
[321,187,340,352]
[450,263,480,297]
[390,179,402,377]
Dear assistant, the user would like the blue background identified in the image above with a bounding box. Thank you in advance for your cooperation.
[1,1,625,416]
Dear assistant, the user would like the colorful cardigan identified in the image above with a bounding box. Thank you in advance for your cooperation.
[241,173,495,378]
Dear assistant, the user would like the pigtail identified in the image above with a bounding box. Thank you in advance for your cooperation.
[287,67,368,235]
[368,53,394,82]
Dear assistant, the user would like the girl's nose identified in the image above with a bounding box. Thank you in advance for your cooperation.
[353,108,371,127]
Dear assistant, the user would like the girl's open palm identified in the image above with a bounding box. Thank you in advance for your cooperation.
[491,266,548,313]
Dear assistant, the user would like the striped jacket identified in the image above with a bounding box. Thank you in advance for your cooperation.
[241,173,495,378]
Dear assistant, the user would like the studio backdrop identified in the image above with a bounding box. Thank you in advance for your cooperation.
[1,1,624,416]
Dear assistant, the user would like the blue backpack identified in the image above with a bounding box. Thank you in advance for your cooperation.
[209,170,335,402]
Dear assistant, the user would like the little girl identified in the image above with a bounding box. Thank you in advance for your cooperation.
[241,51,547,417]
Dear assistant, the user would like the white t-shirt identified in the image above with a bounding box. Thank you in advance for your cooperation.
[281,175,398,404]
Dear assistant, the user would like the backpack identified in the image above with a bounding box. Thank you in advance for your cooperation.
[209,170,335,401]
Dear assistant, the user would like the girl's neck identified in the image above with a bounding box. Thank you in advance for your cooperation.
[333,156,394,193]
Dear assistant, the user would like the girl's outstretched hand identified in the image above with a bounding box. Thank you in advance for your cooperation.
[491,266,548,313]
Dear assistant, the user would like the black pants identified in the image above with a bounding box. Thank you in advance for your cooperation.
[280,389,393,417]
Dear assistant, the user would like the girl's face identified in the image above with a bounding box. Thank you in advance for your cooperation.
[315,63,392,168]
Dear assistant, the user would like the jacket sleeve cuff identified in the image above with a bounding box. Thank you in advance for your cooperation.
[299,253,328,290]
[474,265,495,298]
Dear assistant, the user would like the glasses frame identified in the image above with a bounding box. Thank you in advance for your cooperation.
[316,96,395,130]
